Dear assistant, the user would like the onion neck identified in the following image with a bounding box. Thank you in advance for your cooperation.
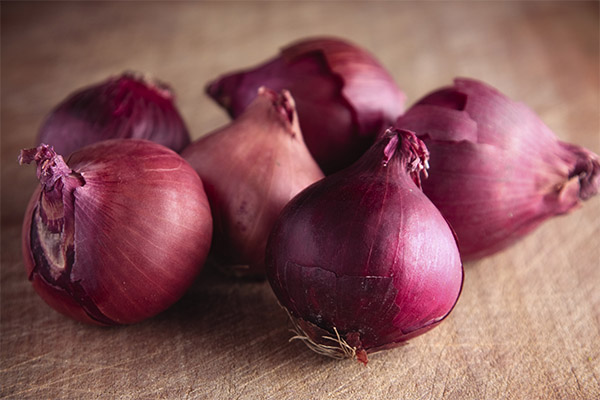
[205,71,244,114]
[560,141,600,201]
[378,128,430,188]
[19,145,72,189]
[20,145,84,280]
[117,71,175,102]
[257,87,300,138]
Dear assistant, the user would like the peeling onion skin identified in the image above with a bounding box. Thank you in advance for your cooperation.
[182,88,324,276]
[37,72,191,157]
[206,37,406,174]
[20,140,212,325]
[395,78,600,260]
[266,129,463,364]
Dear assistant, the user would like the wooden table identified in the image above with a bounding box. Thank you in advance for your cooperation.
[2,2,598,399]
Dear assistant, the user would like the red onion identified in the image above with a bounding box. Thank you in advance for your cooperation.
[182,88,324,276]
[38,72,191,157]
[206,37,406,174]
[19,140,212,325]
[266,128,463,364]
[395,78,600,260]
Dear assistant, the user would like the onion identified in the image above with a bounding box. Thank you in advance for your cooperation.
[38,72,191,157]
[266,128,463,364]
[206,37,406,174]
[181,88,324,276]
[19,140,212,325]
[395,78,600,260]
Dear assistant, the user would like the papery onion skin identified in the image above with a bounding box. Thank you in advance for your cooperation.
[20,139,212,325]
[181,88,324,275]
[266,129,463,363]
[395,78,600,260]
[37,72,191,157]
[206,37,406,174]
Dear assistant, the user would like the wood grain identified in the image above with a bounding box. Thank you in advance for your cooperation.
[1,2,599,399]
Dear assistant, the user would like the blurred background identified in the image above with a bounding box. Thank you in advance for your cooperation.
[3,1,598,222]
[2,2,599,399]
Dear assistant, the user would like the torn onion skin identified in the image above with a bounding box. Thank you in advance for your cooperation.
[37,72,191,157]
[266,129,463,364]
[20,140,212,325]
[395,78,600,260]
[206,37,406,174]
[181,88,324,276]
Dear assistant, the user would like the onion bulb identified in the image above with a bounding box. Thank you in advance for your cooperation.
[395,78,600,260]
[266,128,463,364]
[19,140,212,325]
[182,88,324,276]
[38,72,191,157]
[206,37,406,174]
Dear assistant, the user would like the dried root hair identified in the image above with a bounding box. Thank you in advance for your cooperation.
[286,309,367,363]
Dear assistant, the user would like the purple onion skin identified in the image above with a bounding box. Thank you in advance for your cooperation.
[395,78,600,261]
[206,37,406,174]
[20,140,212,325]
[37,72,191,157]
[266,129,463,363]
[182,88,324,276]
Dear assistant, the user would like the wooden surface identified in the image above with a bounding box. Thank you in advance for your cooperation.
[1,2,599,399]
